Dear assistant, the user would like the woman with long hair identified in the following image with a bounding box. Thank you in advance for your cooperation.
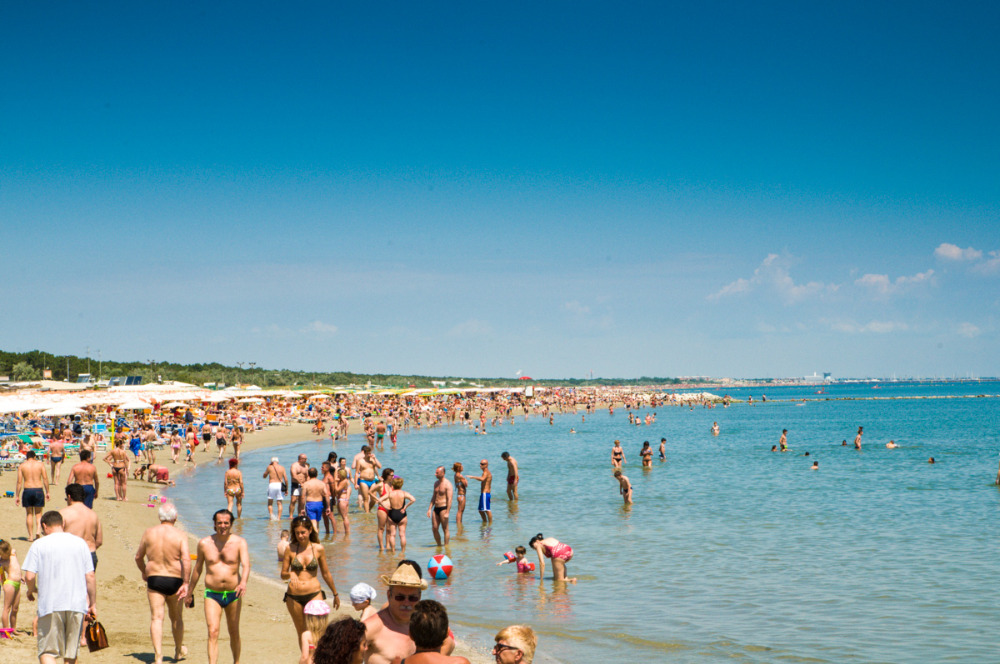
[281,516,341,642]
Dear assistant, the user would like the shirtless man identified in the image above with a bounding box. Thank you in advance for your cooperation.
[135,503,190,664]
[67,450,99,508]
[105,439,130,501]
[49,437,66,485]
[779,429,788,452]
[659,437,666,461]
[288,454,310,519]
[364,561,455,664]
[375,421,387,450]
[854,426,864,450]
[467,459,493,526]
[353,446,381,513]
[614,470,633,504]
[263,457,287,520]
[187,509,250,664]
[60,483,103,571]
[501,452,518,500]
[14,451,49,540]
[427,467,453,546]
[300,467,331,532]
[224,458,244,518]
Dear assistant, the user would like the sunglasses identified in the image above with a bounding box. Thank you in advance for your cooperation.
[392,593,420,602]
[493,644,521,654]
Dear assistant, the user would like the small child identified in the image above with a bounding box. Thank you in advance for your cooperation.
[496,546,534,574]
[299,599,330,664]
[350,582,378,621]
[277,530,290,562]
[0,539,22,634]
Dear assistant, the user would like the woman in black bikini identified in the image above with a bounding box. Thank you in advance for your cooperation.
[280,516,340,643]
[375,476,415,553]
[611,440,625,469]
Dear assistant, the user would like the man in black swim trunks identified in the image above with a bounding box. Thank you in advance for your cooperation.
[15,450,49,540]
[427,466,453,546]
[135,502,190,664]
[187,509,249,664]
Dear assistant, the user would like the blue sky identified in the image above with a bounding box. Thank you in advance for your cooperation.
[3,2,999,379]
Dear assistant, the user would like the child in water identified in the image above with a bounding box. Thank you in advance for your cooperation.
[276,530,290,561]
[496,546,535,574]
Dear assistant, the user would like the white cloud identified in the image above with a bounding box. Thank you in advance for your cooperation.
[934,243,982,261]
[855,269,934,297]
[709,254,836,304]
[957,322,981,338]
[302,321,338,335]
[447,319,493,338]
[564,300,591,315]
[972,251,1000,275]
[827,319,909,334]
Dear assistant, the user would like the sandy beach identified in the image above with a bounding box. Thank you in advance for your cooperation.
[0,421,492,663]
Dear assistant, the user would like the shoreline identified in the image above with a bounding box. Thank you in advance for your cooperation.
[0,421,492,663]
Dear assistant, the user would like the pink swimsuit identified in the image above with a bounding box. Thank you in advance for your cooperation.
[543,542,573,562]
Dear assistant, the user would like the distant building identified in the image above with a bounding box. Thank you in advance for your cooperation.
[802,372,832,383]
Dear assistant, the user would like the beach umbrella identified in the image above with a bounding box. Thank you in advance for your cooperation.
[117,400,153,410]
[236,398,264,404]
[308,394,333,400]
[39,405,85,417]
[201,394,231,403]
[161,401,188,409]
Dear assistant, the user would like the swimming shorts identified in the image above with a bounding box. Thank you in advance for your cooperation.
[204,588,240,608]
[147,575,184,596]
[507,475,516,485]
[290,481,301,497]
[50,456,64,464]
[155,468,169,482]
[305,500,325,522]
[2,579,20,591]
[358,478,376,489]
[82,484,96,509]
[478,492,491,512]
[433,505,447,516]
[267,482,284,500]
[22,488,45,508]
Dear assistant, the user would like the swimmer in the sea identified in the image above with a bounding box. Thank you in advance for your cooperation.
[711,422,719,436]
[854,426,863,450]
[779,429,788,452]
[928,457,936,464]
[810,461,819,470]
[771,445,778,452]
[658,438,666,461]
[886,440,898,449]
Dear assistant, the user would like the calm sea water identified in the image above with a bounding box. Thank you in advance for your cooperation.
[166,382,1000,663]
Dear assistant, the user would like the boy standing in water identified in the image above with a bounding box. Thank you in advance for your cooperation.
[614,470,633,504]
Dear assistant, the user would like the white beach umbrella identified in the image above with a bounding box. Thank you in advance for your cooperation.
[201,394,231,403]
[236,398,264,404]
[161,401,188,409]
[308,394,332,400]
[39,405,86,417]
[117,400,153,411]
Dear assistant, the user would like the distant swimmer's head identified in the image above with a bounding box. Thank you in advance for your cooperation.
[771,446,777,452]
[811,462,819,469]
[928,457,936,464]
[804,452,810,456]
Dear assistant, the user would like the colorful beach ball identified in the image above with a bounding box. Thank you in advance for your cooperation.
[427,554,453,580]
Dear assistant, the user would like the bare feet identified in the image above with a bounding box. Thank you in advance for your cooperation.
[175,645,188,661]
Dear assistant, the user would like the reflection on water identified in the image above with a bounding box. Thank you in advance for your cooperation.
[168,382,1000,663]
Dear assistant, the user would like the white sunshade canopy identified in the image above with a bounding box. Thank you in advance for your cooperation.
[39,405,86,417]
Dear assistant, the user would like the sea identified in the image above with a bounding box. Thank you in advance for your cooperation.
[165,381,1000,663]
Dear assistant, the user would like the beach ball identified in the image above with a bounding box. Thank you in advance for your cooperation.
[427,554,453,579]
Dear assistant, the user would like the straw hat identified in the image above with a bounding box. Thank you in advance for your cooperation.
[379,562,428,590]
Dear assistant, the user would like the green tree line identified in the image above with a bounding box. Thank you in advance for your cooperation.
[0,349,687,388]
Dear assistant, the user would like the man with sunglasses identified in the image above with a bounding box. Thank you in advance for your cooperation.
[363,560,455,664]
